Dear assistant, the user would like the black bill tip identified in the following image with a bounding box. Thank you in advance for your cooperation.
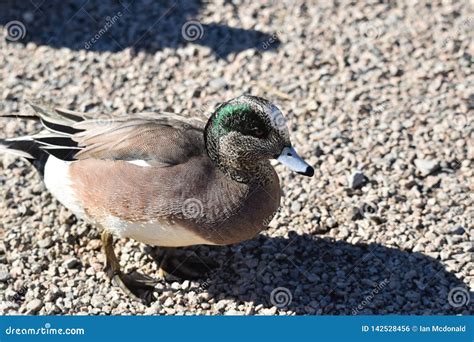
[298,165,314,177]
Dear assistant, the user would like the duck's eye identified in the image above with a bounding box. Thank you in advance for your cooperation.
[252,129,265,138]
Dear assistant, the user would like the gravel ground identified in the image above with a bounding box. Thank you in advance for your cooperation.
[0,0,473,315]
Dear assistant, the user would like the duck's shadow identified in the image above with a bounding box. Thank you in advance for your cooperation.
[0,0,280,59]
[161,233,473,315]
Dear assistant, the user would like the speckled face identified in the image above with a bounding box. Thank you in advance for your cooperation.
[204,95,291,172]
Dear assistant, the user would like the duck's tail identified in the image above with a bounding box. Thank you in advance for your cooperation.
[0,101,85,176]
[0,137,49,176]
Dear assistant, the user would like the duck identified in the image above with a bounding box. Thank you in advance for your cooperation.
[0,95,314,304]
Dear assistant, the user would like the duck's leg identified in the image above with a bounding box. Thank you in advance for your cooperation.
[101,231,159,305]
[155,247,220,280]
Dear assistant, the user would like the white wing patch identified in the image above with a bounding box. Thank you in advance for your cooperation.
[44,156,86,219]
[126,160,152,167]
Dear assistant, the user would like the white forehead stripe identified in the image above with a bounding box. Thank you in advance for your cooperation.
[268,105,289,138]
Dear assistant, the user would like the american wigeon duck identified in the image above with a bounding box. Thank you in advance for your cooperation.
[1,95,313,304]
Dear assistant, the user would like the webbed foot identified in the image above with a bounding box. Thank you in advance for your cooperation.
[102,231,159,305]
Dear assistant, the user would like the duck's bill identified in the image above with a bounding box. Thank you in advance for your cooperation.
[277,146,314,177]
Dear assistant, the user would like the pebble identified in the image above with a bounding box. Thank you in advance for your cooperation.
[37,238,53,249]
[261,307,278,315]
[0,271,10,283]
[64,258,81,269]
[90,295,105,308]
[325,218,337,229]
[181,280,190,290]
[170,282,181,290]
[209,78,227,90]
[349,171,369,189]
[414,159,440,176]
[448,226,465,235]
[291,202,302,213]
[163,297,174,307]
[26,299,43,313]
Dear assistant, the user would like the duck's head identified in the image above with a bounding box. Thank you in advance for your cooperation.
[204,95,314,182]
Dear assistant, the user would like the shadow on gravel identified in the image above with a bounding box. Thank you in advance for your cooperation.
[0,0,280,59]
[187,233,473,315]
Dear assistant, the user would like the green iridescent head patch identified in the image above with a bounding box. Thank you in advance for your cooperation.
[213,103,252,134]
